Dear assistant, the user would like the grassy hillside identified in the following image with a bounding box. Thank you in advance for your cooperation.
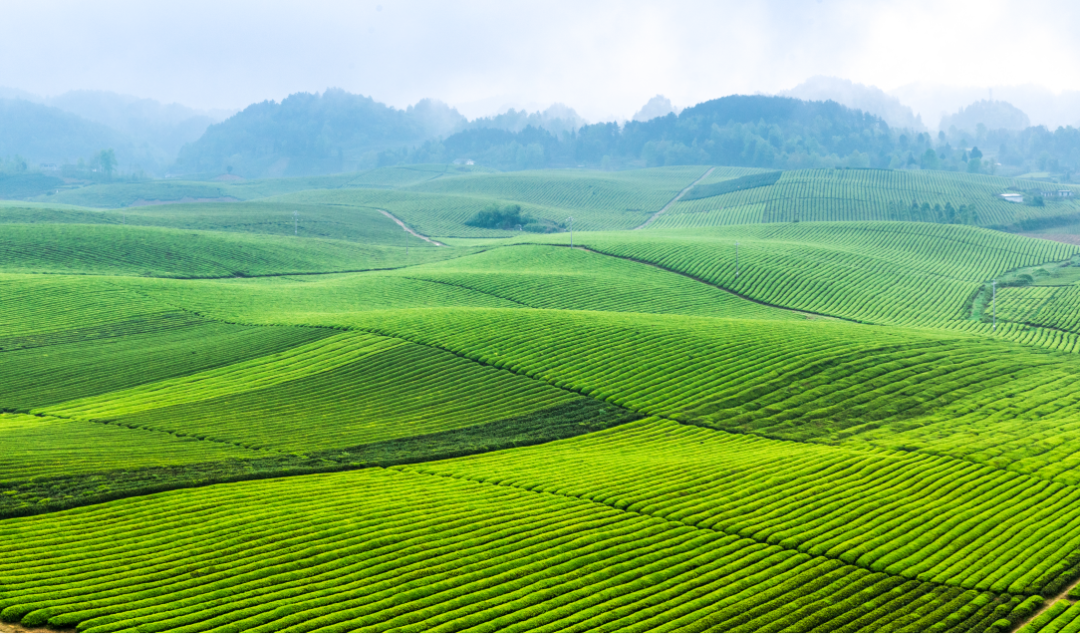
[273,166,711,237]
[653,168,1080,230]
[22,165,493,208]
[0,467,1009,633]
[0,224,460,277]
[11,171,1080,632]
[520,223,1074,327]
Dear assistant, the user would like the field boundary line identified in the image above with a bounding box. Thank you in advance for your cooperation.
[399,276,532,307]
[399,462,986,598]
[548,243,863,323]
[1014,576,1080,632]
[633,166,715,230]
[377,209,447,246]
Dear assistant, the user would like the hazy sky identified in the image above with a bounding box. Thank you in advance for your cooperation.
[3,0,1079,121]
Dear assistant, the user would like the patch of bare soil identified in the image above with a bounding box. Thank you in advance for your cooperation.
[0,623,68,633]
[128,196,240,207]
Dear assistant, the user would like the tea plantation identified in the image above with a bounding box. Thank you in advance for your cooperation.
[6,165,1080,632]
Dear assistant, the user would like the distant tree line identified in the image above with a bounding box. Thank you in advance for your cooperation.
[166,91,1080,180]
[887,201,979,225]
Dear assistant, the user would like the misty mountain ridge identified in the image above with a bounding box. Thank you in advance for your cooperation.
[890,82,1080,131]
[0,87,231,175]
[466,103,587,137]
[633,96,680,122]
[940,99,1031,134]
[781,76,925,131]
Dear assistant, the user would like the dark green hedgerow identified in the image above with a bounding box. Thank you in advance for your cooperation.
[0,398,640,519]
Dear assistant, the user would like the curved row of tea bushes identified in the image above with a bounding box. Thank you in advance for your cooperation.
[656,169,1080,228]
[409,418,1080,596]
[46,332,404,420]
[0,413,261,481]
[999,285,1080,334]
[400,244,797,320]
[1,318,330,410]
[0,224,460,278]
[0,467,1003,633]
[275,167,710,237]
[571,223,1075,327]
[0,275,178,342]
[103,338,579,452]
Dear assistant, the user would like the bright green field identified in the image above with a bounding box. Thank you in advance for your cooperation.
[9,166,1080,632]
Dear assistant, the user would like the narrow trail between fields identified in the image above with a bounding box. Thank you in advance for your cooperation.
[1015,576,1080,632]
[0,622,65,633]
[378,209,446,246]
[551,243,859,323]
[633,167,715,230]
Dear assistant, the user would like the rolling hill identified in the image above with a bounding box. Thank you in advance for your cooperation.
[7,165,1080,632]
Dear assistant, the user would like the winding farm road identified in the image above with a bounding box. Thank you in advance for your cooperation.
[633,167,715,230]
[378,209,446,246]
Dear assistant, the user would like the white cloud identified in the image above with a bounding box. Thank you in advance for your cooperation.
[0,0,1077,121]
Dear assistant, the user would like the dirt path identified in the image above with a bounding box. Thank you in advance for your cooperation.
[1015,576,1080,632]
[633,167,715,230]
[378,209,446,246]
[0,623,67,633]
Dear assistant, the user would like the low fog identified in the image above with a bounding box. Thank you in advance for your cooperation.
[2,0,1079,125]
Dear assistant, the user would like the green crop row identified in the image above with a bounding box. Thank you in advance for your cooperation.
[0,467,1003,632]
[1,317,330,410]
[0,223,463,278]
[999,285,1080,333]
[395,244,797,320]
[562,222,1076,328]
[654,168,1080,229]
[81,336,579,452]
[0,413,262,482]
[407,417,1080,596]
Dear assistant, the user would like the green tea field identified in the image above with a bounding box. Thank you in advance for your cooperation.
[6,164,1080,632]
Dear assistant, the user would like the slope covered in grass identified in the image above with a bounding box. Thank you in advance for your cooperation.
[0,466,1008,633]
[0,317,330,410]
[390,244,800,319]
[0,413,262,481]
[523,222,1075,328]
[273,166,710,237]
[654,168,1080,229]
[0,224,462,277]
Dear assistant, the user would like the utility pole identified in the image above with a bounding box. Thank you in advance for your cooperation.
[566,217,574,248]
[992,279,997,331]
[405,229,409,256]
[293,211,298,236]
[735,241,739,279]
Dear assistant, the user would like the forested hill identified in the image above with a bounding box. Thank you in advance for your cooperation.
[397,95,895,171]
[173,89,467,178]
[167,90,1080,178]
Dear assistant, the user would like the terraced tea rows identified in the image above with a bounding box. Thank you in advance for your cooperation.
[275,167,710,237]
[395,244,798,319]
[0,318,330,409]
[0,224,461,278]
[406,166,709,215]
[56,337,580,452]
[411,418,1080,596]
[546,223,1075,328]
[998,285,1080,333]
[0,413,262,481]
[0,468,1008,633]
[9,166,1080,633]
[654,169,1080,229]
[0,274,178,343]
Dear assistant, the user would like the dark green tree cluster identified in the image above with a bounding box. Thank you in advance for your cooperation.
[888,201,979,225]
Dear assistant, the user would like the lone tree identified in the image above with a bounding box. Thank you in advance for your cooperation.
[97,149,117,179]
